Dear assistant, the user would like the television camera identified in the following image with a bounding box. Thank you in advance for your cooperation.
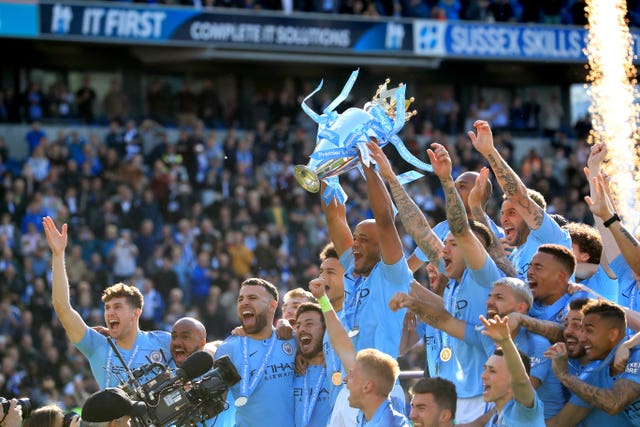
[107,337,240,426]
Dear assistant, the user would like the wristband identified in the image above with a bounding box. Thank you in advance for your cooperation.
[318,295,332,313]
[603,213,620,228]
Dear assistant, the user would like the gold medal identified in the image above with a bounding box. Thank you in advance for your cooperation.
[331,371,342,386]
[235,396,248,407]
[440,347,452,362]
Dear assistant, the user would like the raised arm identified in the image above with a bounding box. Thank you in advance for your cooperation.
[469,120,544,230]
[363,140,403,265]
[367,142,444,264]
[308,278,356,371]
[585,143,619,277]
[389,281,465,340]
[320,182,353,258]
[429,143,487,270]
[585,172,640,276]
[468,167,517,276]
[482,314,535,408]
[42,216,88,343]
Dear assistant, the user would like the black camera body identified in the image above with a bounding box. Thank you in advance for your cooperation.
[117,352,240,427]
[0,397,32,419]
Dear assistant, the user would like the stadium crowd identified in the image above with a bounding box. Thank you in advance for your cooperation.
[4,61,640,427]
[28,0,639,27]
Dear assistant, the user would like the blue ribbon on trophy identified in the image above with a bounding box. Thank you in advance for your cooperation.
[295,69,434,204]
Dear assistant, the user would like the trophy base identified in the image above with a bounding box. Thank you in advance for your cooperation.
[294,165,320,193]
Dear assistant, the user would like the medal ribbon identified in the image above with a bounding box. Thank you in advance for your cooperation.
[302,366,327,426]
[239,333,277,400]
[344,276,364,334]
[441,280,461,354]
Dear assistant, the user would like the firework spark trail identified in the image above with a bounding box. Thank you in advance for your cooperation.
[585,0,640,232]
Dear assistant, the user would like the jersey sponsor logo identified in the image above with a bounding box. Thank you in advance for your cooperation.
[626,361,640,375]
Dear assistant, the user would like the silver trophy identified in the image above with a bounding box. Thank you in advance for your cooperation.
[295,70,417,196]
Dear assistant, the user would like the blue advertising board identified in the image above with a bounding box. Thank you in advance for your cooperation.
[39,1,414,54]
[413,19,640,63]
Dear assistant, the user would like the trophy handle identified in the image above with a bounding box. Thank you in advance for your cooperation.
[294,165,320,193]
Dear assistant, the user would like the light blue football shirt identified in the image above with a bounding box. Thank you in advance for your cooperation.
[340,251,412,358]
[294,364,334,427]
[508,212,572,280]
[216,331,297,427]
[76,327,171,389]
[465,324,565,418]
[484,394,545,427]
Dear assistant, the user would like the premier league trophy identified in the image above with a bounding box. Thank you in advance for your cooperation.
[294,69,433,204]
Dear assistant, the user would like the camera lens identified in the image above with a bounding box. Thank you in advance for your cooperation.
[62,411,79,427]
[1,397,32,419]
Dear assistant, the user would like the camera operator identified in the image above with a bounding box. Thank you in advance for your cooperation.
[80,387,147,427]
[43,217,171,389]
[170,317,207,367]
[0,399,22,427]
[169,317,235,427]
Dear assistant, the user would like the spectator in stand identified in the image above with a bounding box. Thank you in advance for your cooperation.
[488,0,515,21]
[175,80,199,129]
[23,82,46,123]
[26,145,50,184]
[523,91,542,132]
[25,121,46,156]
[520,0,543,22]
[109,229,139,283]
[75,75,96,124]
[509,94,527,132]
[542,94,564,138]
[103,79,129,125]
[3,87,22,123]
[198,79,222,128]
[433,0,461,19]
[542,0,563,24]
[146,78,173,126]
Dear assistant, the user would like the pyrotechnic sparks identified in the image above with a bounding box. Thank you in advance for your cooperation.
[585,0,640,232]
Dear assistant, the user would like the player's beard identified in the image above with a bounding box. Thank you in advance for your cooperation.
[241,311,269,335]
[299,337,323,359]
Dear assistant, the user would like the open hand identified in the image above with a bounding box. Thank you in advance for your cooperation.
[467,120,495,156]
[480,314,511,343]
[426,143,452,180]
[366,140,395,181]
[42,216,68,256]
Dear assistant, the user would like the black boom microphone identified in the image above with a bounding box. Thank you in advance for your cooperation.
[176,351,214,382]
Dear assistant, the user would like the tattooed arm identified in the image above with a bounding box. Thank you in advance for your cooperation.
[368,142,444,264]
[389,281,465,340]
[429,143,488,271]
[509,312,565,343]
[469,167,518,277]
[559,375,640,415]
[547,342,640,415]
[468,120,544,230]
